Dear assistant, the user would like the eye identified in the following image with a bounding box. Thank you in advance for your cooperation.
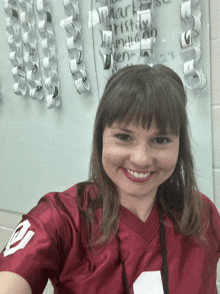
[153,137,171,145]
[115,134,131,142]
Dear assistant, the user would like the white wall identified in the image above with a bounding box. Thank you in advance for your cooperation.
[0,0,99,213]
[0,0,219,292]
[0,0,213,214]
[210,0,220,291]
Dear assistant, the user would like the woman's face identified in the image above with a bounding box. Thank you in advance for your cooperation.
[102,119,179,203]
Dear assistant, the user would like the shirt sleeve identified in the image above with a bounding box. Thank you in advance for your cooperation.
[210,199,220,252]
[0,193,74,294]
[201,193,220,253]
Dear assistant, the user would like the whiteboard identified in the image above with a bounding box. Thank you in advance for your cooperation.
[91,0,213,199]
[0,0,213,214]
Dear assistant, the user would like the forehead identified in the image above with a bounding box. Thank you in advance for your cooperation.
[109,118,175,135]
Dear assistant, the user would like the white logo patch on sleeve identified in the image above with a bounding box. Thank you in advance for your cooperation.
[133,271,164,294]
[3,220,35,257]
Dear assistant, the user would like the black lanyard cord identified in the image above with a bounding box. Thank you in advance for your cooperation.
[158,202,169,294]
[116,203,169,294]
[115,233,130,294]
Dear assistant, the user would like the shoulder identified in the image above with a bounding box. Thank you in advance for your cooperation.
[5,184,86,252]
[28,184,82,230]
[32,183,94,215]
[199,192,214,205]
[29,183,98,230]
[196,192,220,224]
[0,184,98,292]
[27,185,79,222]
[197,192,219,216]
[39,184,79,212]
[197,192,220,246]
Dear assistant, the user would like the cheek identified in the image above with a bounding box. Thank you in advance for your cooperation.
[102,145,127,173]
[102,147,119,170]
[102,150,110,172]
[158,149,179,170]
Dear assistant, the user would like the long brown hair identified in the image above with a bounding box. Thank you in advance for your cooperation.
[77,64,204,246]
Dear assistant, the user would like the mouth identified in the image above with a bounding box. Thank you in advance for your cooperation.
[121,167,154,183]
[126,168,151,179]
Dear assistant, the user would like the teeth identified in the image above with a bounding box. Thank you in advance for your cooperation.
[126,169,151,179]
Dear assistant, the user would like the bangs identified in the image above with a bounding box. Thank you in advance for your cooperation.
[102,66,186,135]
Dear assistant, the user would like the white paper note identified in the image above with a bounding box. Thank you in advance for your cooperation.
[133,271,164,294]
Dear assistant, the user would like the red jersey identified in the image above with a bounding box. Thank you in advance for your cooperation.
[0,185,220,294]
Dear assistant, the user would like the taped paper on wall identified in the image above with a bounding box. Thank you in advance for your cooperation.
[88,10,99,28]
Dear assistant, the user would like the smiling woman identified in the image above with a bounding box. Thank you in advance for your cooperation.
[102,120,179,222]
[87,64,197,243]
[0,64,220,294]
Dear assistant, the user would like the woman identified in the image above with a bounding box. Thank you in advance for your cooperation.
[0,64,219,294]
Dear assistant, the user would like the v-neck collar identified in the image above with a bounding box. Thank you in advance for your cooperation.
[119,201,160,244]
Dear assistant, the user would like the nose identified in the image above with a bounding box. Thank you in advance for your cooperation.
[130,143,154,169]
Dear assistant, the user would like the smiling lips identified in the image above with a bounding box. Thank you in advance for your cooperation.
[121,167,154,183]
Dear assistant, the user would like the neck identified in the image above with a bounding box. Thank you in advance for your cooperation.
[120,192,157,222]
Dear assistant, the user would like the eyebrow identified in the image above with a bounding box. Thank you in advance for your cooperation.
[113,127,176,136]
[117,128,132,133]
